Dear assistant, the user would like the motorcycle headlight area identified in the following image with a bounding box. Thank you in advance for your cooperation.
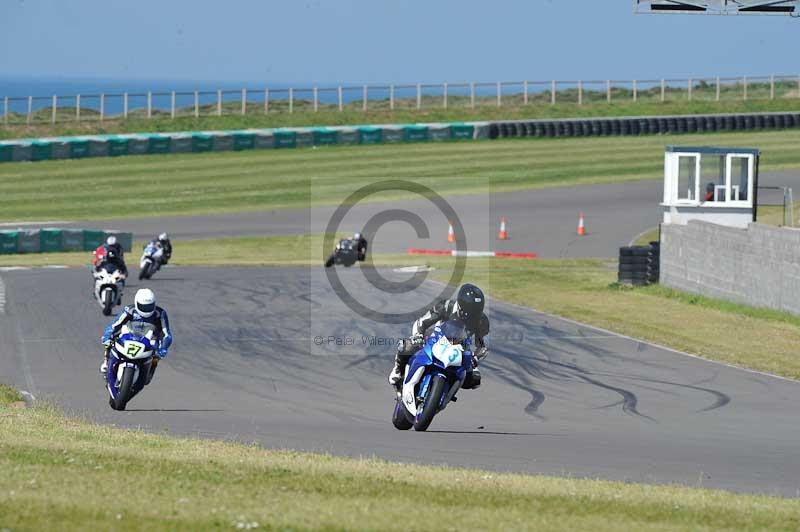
[431,339,463,368]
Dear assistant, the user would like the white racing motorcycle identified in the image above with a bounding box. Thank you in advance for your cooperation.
[93,263,126,316]
[139,241,164,280]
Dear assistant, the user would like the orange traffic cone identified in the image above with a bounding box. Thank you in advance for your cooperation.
[447,221,456,243]
[498,217,509,240]
[577,212,586,236]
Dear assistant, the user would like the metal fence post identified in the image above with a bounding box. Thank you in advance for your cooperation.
[264,88,269,114]
[660,79,665,102]
[26,95,32,124]
[443,82,448,109]
[123,92,128,119]
[688,78,692,101]
[470,82,475,109]
[3,96,7,125]
[289,88,294,113]
[313,87,318,112]
[497,81,502,107]
[362,85,367,111]
[523,80,528,105]
[337,86,343,111]
[743,76,748,100]
[171,91,176,118]
[770,74,775,100]
[100,93,105,121]
[578,80,583,105]
[194,91,199,117]
[633,80,637,102]
[147,91,152,118]
[716,77,720,101]
[216,89,222,116]
[51,95,57,124]
[241,88,246,115]
[76,94,81,122]
[416,83,421,110]
[389,84,395,110]
[607,80,611,103]
[550,80,556,105]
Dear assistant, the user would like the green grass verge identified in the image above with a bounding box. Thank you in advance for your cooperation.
[5,234,800,380]
[2,97,799,140]
[1,385,798,531]
[2,130,800,221]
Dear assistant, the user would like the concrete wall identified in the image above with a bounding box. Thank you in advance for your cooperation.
[661,220,800,314]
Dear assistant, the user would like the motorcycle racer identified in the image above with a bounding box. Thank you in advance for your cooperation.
[388,283,489,389]
[99,288,173,382]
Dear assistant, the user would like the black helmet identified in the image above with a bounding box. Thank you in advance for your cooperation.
[455,283,484,323]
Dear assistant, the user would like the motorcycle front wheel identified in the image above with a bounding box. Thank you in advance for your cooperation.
[102,289,114,316]
[414,374,446,432]
[110,366,135,411]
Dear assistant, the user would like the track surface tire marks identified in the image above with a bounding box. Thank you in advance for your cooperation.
[1,267,799,496]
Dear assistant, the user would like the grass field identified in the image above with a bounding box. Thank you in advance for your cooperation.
[2,385,798,531]
[2,96,799,140]
[5,233,800,381]
[2,130,800,221]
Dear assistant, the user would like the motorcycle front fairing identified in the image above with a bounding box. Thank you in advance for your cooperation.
[106,332,157,402]
[401,327,469,416]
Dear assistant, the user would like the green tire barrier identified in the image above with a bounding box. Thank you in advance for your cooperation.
[233,132,255,150]
[0,120,490,164]
[0,231,18,254]
[358,126,382,144]
[274,130,297,148]
[0,229,133,255]
[31,140,52,161]
[108,136,129,157]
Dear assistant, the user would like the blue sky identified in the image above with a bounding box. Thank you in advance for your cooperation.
[1,0,798,84]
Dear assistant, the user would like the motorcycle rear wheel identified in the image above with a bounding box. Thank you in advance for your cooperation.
[414,374,446,432]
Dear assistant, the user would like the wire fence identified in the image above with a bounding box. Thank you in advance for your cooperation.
[3,74,800,125]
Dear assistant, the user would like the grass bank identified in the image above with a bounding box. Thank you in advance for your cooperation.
[2,130,800,221]
[2,97,799,140]
[5,233,800,380]
[1,385,798,531]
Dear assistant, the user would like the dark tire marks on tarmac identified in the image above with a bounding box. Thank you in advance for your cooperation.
[1,266,800,496]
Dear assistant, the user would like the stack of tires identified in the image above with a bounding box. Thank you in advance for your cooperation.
[618,242,660,286]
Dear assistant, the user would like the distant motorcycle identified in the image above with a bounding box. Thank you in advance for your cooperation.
[105,324,158,411]
[93,263,126,316]
[392,320,471,431]
[324,238,358,268]
[139,241,164,280]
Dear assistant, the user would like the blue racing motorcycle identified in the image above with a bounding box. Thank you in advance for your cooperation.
[392,320,471,431]
[106,324,159,411]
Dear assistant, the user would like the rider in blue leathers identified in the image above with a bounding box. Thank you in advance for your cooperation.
[99,288,172,379]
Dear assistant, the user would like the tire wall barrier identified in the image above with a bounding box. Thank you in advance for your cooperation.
[1,112,797,164]
[0,121,491,164]
[486,112,800,140]
[618,242,660,286]
[0,229,133,254]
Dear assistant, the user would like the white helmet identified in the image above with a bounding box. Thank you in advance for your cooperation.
[106,235,117,246]
[158,233,169,241]
[353,232,362,241]
[134,288,156,318]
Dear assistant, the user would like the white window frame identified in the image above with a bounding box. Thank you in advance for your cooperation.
[672,152,701,205]
[724,153,754,207]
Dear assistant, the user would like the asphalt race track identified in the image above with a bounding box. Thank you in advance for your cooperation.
[2,265,799,496]
[10,170,799,259]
